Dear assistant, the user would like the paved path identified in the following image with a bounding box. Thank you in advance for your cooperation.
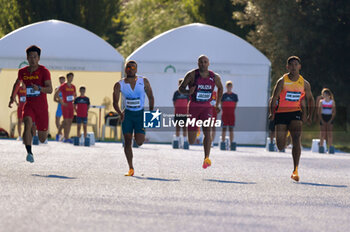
[1,140,349,232]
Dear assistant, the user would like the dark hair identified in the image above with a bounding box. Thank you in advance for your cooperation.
[26,45,41,57]
[66,72,74,78]
[321,88,334,100]
[58,75,65,80]
[287,56,301,65]
[126,60,137,68]
[79,86,86,91]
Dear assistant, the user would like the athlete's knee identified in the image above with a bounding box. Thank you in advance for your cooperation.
[276,140,285,150]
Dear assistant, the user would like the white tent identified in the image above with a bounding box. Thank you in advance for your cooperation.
[0,20,124,139]
[127,23,271,145]
[0,19,123,71]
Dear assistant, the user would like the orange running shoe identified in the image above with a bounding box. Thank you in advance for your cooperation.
[202,158,211,169]
[125,169,134,176]
[291,171,299,182]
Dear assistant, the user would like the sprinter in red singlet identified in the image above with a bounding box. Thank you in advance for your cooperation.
[179,55,223,169]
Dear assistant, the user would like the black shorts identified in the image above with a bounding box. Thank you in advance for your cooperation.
[269,120,275,132]
[320,114,333,125]
[275,111,302,125]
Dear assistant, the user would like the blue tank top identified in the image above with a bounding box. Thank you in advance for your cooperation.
[120,77,145,111]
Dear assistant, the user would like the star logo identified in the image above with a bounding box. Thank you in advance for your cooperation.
[150,109,162,121]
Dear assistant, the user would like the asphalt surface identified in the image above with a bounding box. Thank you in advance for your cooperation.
[1,140,349,232]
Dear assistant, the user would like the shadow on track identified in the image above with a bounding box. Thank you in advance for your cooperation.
[133,176,180,182]
[32,174,77,179]
[204,179,256,185]
[297,182,347,188]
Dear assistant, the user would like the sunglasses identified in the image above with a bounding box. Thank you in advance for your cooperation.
[126,66,136,70]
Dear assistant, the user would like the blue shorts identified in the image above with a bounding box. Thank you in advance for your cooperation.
[76,117,88,125]
[56,103,62,117]
[122,109,145,135]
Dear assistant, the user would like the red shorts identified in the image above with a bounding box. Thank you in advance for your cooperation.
[222,113,235,127]
[62,104,74,119]
[17,103,25,120]
[188,101,213,131]
[23,103,48,131]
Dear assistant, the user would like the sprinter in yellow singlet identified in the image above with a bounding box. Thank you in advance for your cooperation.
[269,56,314,182]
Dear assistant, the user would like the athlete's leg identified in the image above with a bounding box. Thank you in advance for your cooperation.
[221,127,227,141]
[38,130,48,143]
[327,123,333,147]
[320,123,326,147]
[23,116,33,146]
[17,118,22,138]
[58,118,64,135]
[229,127,234,143]
[188,130,197,144]
[275,124,288,151]
[182,127,187,137]
[288,120,302,172]
[134,133,145,146]
[175,124,180,137]
[83,124,87,138]
[77,123,81,138]
[202,126,211,159]
[211,126,216,143]
[123,133,134,170]
[55,116,60,130]
[64,118,73,139]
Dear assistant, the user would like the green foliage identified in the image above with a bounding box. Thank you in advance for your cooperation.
[233,0,350,108]
[0,0,123,47]
[118,0,194,57]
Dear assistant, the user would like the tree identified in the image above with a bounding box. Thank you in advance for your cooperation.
[233,0,350,109]
[0,0,123,47]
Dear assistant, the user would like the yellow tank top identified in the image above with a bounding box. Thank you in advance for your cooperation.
[276,74,305,113]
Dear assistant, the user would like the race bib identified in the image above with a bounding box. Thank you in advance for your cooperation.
[196,92,212,101]
[210,99,216,106]
[126,98,141,108]
[20,96,26,102]
[66,95,74,102]
[26,87,40,97]
[285,91,301,102]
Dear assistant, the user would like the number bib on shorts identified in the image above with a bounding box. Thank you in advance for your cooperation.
[126,98,141,109]
[20,96,26,102]
[285,91,301,102]
[26,87,40,97]
[66,95,74,102]
[196,91,212,102]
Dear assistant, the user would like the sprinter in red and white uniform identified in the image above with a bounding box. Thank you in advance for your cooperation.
[179,55,223,169]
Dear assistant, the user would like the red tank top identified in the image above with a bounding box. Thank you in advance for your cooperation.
[190,69,215,103]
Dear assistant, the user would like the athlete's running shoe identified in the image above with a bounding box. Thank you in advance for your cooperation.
[124,169,134,176]
[202,158,211,169]
[63,138,73,143]
[291,171,299,182]
[26,153,34,163]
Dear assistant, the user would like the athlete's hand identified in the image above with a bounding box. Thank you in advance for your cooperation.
[119,111,125,122]
[268,113,275,121]
[215,106,221,114]
[61,102,67,107]
[307,115,313,125]
[189,86,196,95]
[32,84,39,91]
[8,97,15,108]
[302,113,307,123]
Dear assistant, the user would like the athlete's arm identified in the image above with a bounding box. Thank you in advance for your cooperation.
[8,79,21,108]
[144,77,154,111]
[318,100,324,124]
[330,101,336,123]
[179,71,195,95]
[304,80,314,123]
[53,87,60,103]
[113,82,123,116]
[214,74,224,113]
[269,77,284,120]
[33,79,53,94]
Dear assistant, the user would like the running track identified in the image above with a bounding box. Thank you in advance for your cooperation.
[1,140,349,232]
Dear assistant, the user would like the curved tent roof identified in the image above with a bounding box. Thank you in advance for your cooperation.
[0,20,123,71]
[127,23,270,66]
